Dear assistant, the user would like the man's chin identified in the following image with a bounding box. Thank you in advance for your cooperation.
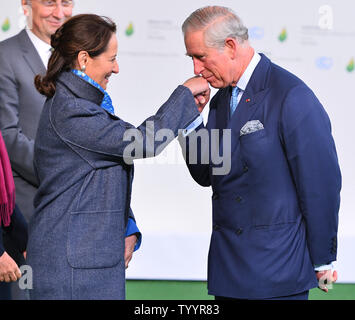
[207,79,224,89]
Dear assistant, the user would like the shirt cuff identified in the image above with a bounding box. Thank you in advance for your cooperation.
[125,218,141,251]
[182,115,204,137]
[314,263,333,271]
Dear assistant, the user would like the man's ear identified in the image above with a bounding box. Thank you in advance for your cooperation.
[22,0,31,17]
[224,37,238,59]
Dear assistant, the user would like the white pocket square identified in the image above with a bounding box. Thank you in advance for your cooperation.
[240,120,264,136]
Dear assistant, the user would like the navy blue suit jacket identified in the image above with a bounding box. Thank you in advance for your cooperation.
[183,54,341,299]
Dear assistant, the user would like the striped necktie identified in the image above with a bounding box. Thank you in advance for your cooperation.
[230,86,240,117]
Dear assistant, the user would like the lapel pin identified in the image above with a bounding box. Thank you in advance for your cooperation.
[246,98,251,103]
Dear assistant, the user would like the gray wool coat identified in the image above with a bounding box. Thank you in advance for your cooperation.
[26,71,199,300]
[0,30,46,222]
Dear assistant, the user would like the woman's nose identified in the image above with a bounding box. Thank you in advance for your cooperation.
[113,61,119,74]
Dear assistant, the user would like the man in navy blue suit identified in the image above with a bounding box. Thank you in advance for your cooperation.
[180,6,341,300]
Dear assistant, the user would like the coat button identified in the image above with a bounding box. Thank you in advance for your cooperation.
[213,225,220,231]
[243,165,249,173]
[235,196,243,203]
[235,228,243,235]
[212,193,219,200]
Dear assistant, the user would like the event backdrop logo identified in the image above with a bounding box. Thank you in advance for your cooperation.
[2,18,10,32]
[347,58,354,73]
[249,26,264,40]
[126,22,134,36]
[316,57,333,70]
[278,28,287,42]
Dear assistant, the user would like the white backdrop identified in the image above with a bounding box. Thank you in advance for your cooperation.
[0,0,354,282]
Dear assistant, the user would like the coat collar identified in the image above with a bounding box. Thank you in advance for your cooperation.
[17,29,46,76]
[229,53,271,131]
[211,54,272,184]
[214,53,271,132]
[57,71,104,106]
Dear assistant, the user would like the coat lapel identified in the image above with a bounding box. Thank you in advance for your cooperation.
[211,54,272,185]
[230,87,270,139]
[229,54,271,144]
[17,29,46,76]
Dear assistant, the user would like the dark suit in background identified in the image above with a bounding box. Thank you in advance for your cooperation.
[0,204,28,299]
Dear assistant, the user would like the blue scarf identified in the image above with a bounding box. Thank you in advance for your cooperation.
[71,69,115,115]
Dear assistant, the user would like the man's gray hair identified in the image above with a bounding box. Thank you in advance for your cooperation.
[182,6,249,49]
[24,0,75,5]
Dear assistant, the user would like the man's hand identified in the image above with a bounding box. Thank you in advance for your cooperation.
[0,251,22,282]
[194,90,211,113]
[316,269,338,292]
[124,234,137,269]
[183,76,211,113]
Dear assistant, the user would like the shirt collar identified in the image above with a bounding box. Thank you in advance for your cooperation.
[236,51,261,91]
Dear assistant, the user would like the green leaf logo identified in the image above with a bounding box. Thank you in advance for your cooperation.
[346,58,354,73]
[278,28,287,42]
[125,22,134,36]
[2,18,10,32]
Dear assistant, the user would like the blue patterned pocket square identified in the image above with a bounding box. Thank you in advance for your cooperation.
[240,120,264,136]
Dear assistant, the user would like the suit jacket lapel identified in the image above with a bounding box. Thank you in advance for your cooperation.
[17,29,46,76]
[229,54,272,143]
[230,87,270,139]
[211,54,272,186]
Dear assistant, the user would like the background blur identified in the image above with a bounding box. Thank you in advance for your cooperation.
[1,0,354,287]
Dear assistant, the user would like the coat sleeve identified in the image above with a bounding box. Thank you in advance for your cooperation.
[177,94,222,188]
[280,84,341,266]
[0,228,4,257]
[178,121,211,187]
[1,205,28,254]
[0,49,38,187]
[52,85,200,165]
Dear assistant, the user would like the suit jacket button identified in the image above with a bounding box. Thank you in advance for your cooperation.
[236,196,242,203]
[236,228,243,235]
[243,165,249,173]
[212,193,219,200]
[213,225,220,231]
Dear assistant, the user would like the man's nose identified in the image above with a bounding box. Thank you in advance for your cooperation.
[193,58,204,76]
[52,4,65,19]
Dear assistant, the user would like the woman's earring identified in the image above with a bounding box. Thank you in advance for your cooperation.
[81,65,86,72]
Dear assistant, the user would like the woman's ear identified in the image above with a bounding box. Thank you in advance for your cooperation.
[77,51,89,72]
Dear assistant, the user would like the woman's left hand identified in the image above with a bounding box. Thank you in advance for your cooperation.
[124,234,137,269]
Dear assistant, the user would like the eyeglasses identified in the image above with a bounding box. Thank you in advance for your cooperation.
[39,0,74,8]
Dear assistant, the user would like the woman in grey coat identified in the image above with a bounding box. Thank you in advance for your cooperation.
[26,14,209,300]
